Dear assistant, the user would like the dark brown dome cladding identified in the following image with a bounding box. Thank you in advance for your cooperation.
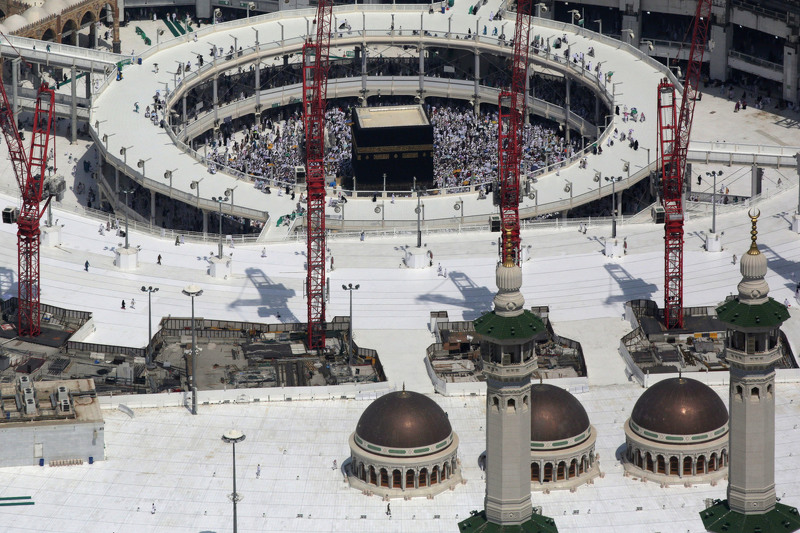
[356,390,452,449]
[631,377,728,436]
[530,384,590,441]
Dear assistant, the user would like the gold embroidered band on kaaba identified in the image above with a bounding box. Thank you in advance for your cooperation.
[353,144,434,154]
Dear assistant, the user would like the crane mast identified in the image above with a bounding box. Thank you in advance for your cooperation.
[658,0,712,329]
[497,0,533,265]
[0,79,55,338]
[303,0,333,350]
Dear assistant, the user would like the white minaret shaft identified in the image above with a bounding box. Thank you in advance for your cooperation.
[481,257,536,525]
[724,211,783,514]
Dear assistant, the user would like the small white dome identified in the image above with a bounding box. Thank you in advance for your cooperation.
[3,14,28,32]
[23,6,48,24]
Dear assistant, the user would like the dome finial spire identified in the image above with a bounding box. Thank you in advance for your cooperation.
[747,209,761,256]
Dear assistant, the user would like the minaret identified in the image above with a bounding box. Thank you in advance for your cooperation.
[700,211,800,532]
[459,238,557,532]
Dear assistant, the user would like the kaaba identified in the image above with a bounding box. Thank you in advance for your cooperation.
[351,105,434,191]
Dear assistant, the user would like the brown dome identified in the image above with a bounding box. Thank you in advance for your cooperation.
[530,384,590,442]
[631,377,728,436]
[356,390,452,449]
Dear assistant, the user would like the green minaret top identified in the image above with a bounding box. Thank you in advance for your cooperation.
[716,210,788,328]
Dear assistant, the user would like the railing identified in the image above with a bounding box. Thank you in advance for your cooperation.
[90,127,270,222]
[731,0,789,22]
[500,12,683,91]
[687,141,800,168]
[728,50,783,71]
[0,34,127,69]
[171,76,600,188]
[150,21,617,196]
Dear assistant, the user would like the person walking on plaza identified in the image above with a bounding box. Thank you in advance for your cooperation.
[84,260,89,272]
[121,300,126,310]
[157,254,162,265]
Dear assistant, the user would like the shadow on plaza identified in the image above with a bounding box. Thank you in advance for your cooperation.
[603,262,658,305]
[0,267,16,300]
[759,244,800,294]
[227,267,298,322]
[416,270,494,321]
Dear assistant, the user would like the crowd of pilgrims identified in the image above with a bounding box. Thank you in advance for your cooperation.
[203,100,578,193]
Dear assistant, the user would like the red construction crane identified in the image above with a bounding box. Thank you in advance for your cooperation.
[0,81,56,337]
[657,0,712,329]
[302,0,333,350]
[496,0,534,265]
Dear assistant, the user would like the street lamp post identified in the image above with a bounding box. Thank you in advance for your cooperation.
[119,145,133,166]
[212,194,230,259]
[710,171,718,234]
[120,187,134,249]
[182,285,203,415]
[164,169,176,198]
[594,19,602,35]
[141,286,159,367]
[414,182,424,248]
[221,429,246,533]
[225,187,237,212]
[190,178,203,206]
[136,158,151,178]
[342,283,360,364]
[605,176,622,238]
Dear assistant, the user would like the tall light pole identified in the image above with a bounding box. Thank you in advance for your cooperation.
[605,176,622,238]
[710,171,718,234]
[212,194,229,259]
[182,285,203,415]
[141,286,159,367]
[342,283,359,364]
[594,18,602,35]
[414,183,424,248]
[120,187,135,249]
[221,429,245,533]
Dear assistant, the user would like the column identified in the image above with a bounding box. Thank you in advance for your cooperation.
[70,64,77,144]
[473,50,480,113]
[114,167,119,205]
[564,77,571,143]
[150,190,156,225]
[182,94,188,127]
[85,70,92,99]
[594,95,600,127]
[418,46,425,103]
[202,209,208,235]
[783,39,799,104]
[213,75,219,129]
[708,23,732,83]
[112,4,121,53]
[254,56,261,124]
[11,58,19,124]
[621,0,642,47]
[360,44,367,105]
[523,73,531,125]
